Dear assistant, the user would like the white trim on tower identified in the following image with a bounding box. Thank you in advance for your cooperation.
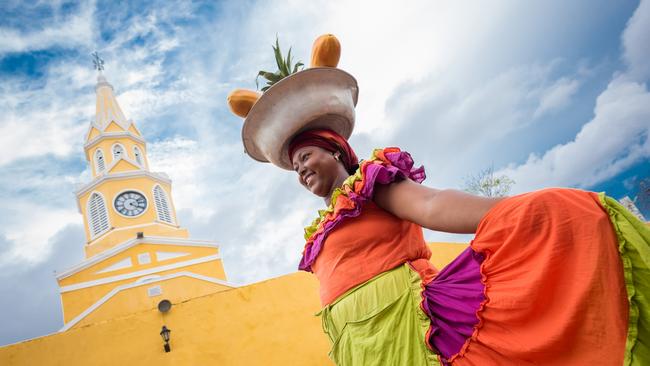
[59,253,223,293]
[56,236,220,279]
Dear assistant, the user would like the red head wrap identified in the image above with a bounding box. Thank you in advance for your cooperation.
[288,129,359,174]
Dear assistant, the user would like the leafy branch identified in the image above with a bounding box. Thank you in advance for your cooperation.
[256,36,304,92]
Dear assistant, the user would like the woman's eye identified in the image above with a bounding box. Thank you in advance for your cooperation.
[302,154,309,162]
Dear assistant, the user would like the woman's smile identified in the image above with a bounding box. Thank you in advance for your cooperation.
[305,172,315,186]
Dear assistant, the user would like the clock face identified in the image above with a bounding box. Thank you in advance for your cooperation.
[114,191,147,217]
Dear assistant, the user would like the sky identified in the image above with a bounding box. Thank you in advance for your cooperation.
[0,0,648,346]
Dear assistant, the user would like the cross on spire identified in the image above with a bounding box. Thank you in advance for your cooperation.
[92,51,104,72]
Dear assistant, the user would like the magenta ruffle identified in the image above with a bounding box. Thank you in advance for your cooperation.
[298,149,426,272]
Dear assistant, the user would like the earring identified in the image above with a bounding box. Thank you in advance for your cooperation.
[334,154,340,161]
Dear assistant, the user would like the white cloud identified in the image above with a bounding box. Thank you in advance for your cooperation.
[499,76,650,193]
[2,202,79,263]
[0,2,95,54]
[495,0,650,193]
[622,0,650,81]
[533,77,580,118]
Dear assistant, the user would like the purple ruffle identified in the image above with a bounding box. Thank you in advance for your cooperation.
[422,246,486,363]
[298,150,425,272]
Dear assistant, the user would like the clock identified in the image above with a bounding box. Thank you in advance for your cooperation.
[114,191,147,217]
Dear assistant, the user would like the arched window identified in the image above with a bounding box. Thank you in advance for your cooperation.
[133,146,143,165]
[95,149,105,173]
[153,185,173,224]
[88,192,110,237]
[112,144,124,160]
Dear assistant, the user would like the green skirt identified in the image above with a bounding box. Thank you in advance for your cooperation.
[319,263,440,366]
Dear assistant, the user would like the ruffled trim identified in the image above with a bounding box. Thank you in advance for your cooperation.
[298,147,426,272]
[444,249,491,364]
[416,247,488,365]
[598,193,650,366]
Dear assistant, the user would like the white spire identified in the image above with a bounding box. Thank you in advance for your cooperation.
[91,52,129,130]
[95,73,129,130]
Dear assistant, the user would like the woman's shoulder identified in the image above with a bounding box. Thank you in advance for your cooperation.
[355,147,426,191]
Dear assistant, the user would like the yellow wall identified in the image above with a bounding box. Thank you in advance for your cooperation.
[0,243,468,365]
[105,121,125,133]
[427,242,468,270]
[87,127,100,141]
[74,276,232,328]
[128,124,141,136]
[0,272,333,366]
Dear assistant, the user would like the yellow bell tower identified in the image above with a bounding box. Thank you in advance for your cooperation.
[55,58,233,331]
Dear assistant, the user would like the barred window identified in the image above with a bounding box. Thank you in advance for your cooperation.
[112,144,124,160]
[133,146,143,165]
[88,192,110,237]
[153,185,173,224]
[95,149,105,173]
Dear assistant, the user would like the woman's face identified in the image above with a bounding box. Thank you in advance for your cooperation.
[292,145,347,197]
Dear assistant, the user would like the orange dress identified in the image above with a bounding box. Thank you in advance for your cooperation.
[300,148,644,365]
[312,200,435,305]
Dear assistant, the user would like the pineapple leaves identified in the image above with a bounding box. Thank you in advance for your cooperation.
[256,36,304,92]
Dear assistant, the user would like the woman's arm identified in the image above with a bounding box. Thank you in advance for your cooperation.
[374,178,504,233]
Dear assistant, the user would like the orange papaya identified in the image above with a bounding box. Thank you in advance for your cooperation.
[227,89,261,118]
[310,34,341,68]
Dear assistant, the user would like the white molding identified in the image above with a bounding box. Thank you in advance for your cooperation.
[102,154,145,179]
[156,251,190,262]
[136,275,161,284]
[84,131,146,151]
[59,271,235,332]
[84,121,102,142]
[59,254,222,293]
[111,188,149,219]
[85,221,180,245]
[75,171,171,199]
[96,257,133,274]
[56,236,220,280]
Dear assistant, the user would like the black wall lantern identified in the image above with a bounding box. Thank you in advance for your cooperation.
[160,325,171,352]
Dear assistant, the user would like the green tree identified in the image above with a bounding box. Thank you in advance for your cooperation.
[463,166,515,197]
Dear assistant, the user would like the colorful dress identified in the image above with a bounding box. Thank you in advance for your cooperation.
[300,147,650,366]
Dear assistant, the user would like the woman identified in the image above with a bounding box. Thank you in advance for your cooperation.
[229,57,650,365]
[287,128,649,366]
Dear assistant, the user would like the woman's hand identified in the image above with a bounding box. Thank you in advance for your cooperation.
[374,179,505,233]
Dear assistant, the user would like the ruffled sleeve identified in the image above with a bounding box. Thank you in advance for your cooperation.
[299,147,426,272]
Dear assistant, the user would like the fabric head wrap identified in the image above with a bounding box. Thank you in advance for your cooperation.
[288,129,359,174]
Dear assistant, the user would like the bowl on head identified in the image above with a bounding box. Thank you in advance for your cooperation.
[242,67,358,171]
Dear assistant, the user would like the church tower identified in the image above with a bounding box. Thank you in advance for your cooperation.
[55,59,233,331]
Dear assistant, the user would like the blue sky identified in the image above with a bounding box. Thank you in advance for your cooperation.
[0,0,648,346]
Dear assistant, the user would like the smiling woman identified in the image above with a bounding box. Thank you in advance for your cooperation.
[289,129,358,200]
